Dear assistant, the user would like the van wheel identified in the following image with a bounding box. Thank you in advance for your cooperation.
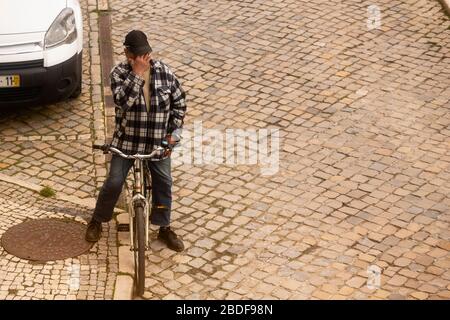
[70,77,82,98]
[70,54,82,99]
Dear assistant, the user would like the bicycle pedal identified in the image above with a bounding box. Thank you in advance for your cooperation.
[117,223,130,232]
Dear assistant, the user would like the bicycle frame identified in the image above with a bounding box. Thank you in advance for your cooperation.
[93,144,168,251]
[93,143,171,297]
[127,158,150,251]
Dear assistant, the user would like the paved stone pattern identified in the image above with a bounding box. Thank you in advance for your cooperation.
[0,0,117,300]
[109,0,450,300]
[0,180,117,300]
[0,0,107,199]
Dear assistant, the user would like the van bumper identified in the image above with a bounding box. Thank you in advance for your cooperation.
[0,50,82,107]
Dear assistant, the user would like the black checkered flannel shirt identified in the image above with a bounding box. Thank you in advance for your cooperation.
[109,59,187,160]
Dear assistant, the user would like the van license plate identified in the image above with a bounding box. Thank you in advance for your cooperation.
[0,75,20,88]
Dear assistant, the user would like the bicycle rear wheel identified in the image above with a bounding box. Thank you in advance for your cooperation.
[133,204,146,297]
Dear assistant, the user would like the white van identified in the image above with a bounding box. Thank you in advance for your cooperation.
[0,0,83,107]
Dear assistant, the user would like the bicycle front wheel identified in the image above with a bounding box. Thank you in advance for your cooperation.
[133,204,146,297]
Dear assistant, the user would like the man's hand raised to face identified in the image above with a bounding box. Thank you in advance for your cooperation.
[130,53,150,77]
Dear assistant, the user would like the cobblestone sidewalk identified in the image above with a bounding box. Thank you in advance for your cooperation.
[0,180,117,300]
[0,0,117,300]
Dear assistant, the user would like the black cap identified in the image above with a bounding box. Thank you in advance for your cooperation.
[123,30,152,56]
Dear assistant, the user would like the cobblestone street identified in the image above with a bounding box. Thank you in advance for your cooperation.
[0,0,449,300]
[110,0,450,299]
[0,0,106,199]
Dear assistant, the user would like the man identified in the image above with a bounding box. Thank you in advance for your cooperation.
[85,30,187,252]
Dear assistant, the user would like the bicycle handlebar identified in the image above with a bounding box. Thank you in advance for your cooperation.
[92,143,166,160]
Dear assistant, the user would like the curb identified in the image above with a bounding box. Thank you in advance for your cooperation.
[96,0,128,212]
[0,172,124,214]
[113,275,134,300]
[438,0,450,17]
[96,0,135,300]
[115,212,134,300]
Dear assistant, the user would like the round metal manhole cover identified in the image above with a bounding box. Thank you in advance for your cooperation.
[1,218,93,261]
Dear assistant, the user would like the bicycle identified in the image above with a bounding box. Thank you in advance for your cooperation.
[93,140,175,297]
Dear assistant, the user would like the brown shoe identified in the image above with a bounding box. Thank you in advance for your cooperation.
[158,227,184,252]
[85,219,102,242]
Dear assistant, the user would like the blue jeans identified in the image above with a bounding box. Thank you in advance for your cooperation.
[92,154,172,226]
